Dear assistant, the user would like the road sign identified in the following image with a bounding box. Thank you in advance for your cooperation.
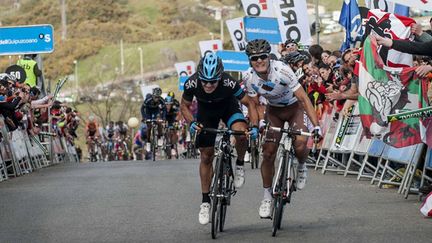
[0,25,54,56]
[216,51,250,72]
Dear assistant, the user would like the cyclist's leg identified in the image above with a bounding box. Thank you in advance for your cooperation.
[261,106,284,188]
[288,103,309,164]
[259,106,284,217]
[286,103,309,189]
[197,129,217,225]
[196,117,218,195]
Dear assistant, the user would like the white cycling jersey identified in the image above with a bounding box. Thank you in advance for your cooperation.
[242,60,301,107]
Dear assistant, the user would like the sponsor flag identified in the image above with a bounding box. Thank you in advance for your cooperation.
[174,61,196,91]
[339,0,363,51]
[241,0,275,17]
[387,0,432,11]
[272,0,311,45]
[198,40,223,57]
[364,9,415,68]
[226,18,247,52]
[357,36,430,148]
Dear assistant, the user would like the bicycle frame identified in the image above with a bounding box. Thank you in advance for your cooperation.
[203,128,244,239]
[268,123,312,237]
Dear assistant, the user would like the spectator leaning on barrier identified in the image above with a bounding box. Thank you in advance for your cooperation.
[16,54,42,88]
[0,74,28,131]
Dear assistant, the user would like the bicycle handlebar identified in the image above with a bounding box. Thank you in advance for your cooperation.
[269,125,318,153]
[268,126,312,137]
[201,127,247,136]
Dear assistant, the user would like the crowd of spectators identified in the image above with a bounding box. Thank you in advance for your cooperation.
[277,22,432,121]
[0,73,80,158]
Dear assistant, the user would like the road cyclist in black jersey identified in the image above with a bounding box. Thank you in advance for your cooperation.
[180,52,259,225]
[141,87,166,158]
[164,95,180,159]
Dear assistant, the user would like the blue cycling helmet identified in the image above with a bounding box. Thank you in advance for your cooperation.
[165,96,173,104]
[197,52,223,82]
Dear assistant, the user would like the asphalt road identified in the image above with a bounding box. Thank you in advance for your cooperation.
[0,159,430,243]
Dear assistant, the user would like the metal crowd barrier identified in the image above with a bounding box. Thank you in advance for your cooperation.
[309,101,431,199]
[0,115,79,183]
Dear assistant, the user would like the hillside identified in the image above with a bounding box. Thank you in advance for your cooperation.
[0,0,345,89]
[0,0,225,84]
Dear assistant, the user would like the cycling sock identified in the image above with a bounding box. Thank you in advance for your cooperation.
[263,187,272,200]
[236,159,244,166]
[202,193,211,203]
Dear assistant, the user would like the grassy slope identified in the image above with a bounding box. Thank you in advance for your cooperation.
[65,33,207,90]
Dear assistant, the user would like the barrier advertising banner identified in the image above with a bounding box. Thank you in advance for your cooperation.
[0,24,54,55]
[272,0,312,45]
[241,0,275,17]
[243,16,282,44]
[174,61,196,91]
[198,40,223,57]
[216,51,250,72]
[226,17,247,52]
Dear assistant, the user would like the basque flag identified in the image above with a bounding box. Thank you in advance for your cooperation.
[339,0,363,51]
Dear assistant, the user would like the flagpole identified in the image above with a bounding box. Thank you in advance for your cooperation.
[315,0,320,45]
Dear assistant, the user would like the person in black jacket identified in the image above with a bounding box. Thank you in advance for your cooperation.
[375,35,432,78]
[375,34,432,57]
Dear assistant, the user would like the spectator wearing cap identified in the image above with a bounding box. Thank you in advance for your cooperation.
[16,54,42,88]
[279,39,299,56]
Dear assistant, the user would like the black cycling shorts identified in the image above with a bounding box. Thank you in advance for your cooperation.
[196,98,246,148]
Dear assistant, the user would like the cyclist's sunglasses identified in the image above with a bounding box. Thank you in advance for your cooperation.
[250,53,269,61]
[201,80,218,86]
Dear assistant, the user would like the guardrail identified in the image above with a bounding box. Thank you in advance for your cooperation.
[0,115,78,182]
[309,101,430,199]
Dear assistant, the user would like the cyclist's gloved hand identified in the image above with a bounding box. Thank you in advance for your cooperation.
[189,121,202,135]
[312,126,322,142]
[249,126,259,140]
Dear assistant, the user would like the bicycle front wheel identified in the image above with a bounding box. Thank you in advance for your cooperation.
[219,167,229,232]
[151,128,157,161]
[211,154,223,239]
[272,156,287,236]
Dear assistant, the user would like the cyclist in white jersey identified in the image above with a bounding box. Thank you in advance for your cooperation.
[242,39,322,218]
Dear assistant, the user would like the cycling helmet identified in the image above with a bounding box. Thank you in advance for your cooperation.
[167,91,175,98]
[197,52,223,82]
[152,87,162,96]
[282,51,306,65]
[165,96,173,104]
[245,39,271,56]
